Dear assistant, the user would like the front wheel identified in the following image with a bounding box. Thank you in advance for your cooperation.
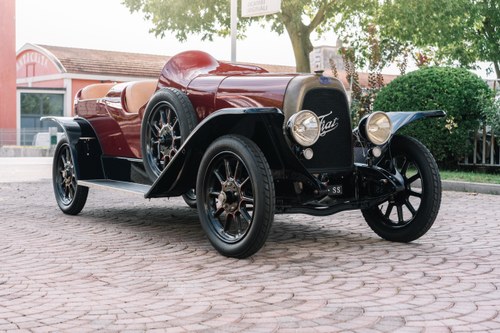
[362,135,441,242]
[52,139,89,215]
[196,135,275,258]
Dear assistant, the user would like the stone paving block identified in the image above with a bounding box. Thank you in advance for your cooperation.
[0,182,500,331]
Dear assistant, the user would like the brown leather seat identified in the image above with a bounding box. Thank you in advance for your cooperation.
[125,80,158,113]
[80,83,116,100]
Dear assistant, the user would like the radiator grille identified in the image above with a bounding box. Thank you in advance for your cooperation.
[300,88,353,172]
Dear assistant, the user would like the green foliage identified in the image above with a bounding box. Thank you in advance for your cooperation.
[336,3,410,74]
[377,0,500,78]
[122,0,378,72]
[374,67,494,167]
[123,0,249,41]
[482,94,500,132]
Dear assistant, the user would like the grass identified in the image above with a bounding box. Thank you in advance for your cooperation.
[440,170,500,184]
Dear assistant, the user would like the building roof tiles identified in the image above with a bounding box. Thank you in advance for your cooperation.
[38,44,168,78]
[34,44,397,89]
[37,44,297,78]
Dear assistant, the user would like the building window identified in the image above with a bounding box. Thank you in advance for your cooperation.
[20,92,64,145]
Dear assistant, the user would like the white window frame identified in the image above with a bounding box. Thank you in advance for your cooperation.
[16,88,66,146]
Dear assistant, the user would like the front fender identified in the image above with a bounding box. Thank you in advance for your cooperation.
[353,110,445,141]
[387,110,446,134]
[146,107,320,198]
[353,110,446,163]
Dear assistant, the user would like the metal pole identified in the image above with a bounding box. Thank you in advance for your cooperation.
[473,128,478,164]
[491,129,495,166]
[230,0,237,62]
[482,123,487,165]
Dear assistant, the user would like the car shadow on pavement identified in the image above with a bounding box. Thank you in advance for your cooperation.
[76,200,422,262]
[10,181,439,263]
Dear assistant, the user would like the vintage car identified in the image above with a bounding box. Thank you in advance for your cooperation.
[45,50,445,258]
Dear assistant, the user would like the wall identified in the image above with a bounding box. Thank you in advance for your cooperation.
[0,0,17,131]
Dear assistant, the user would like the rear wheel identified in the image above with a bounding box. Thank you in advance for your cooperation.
[52,139,88,215]
[196,135,275,258]
[362,135,441,242]
[182,189,197,208]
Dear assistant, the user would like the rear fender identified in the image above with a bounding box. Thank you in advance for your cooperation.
[41,116,105,180]
[146,107,320,198]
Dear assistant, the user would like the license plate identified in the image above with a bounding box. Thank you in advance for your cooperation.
[328,185,343,195]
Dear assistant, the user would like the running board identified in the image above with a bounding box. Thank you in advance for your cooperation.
[79,179,150,196]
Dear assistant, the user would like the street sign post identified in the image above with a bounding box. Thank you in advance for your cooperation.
[230,0,282,62]
[241,0,281,17]
[231,0,237,62]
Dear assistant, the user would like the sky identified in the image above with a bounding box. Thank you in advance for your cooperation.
[15,0,333,67]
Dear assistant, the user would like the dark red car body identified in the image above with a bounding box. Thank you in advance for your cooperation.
[75,51,298,159]
[45,50,445,258]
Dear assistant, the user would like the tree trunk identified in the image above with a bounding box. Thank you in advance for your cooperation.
[279,0,335,73]
[494,61,500,82]
[286,27,313,73]
[281,17,313,73]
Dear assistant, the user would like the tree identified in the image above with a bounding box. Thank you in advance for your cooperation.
[122,0,375,72]
[377,0,500,79]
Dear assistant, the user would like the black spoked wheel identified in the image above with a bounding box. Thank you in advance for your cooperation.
[362,135,441,242]
[141,88,197,182]
[182,189,197,208]
[53,139,88,215]
[197,135,275,258]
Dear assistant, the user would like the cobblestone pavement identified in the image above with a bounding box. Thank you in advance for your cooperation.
[1,180,499,332]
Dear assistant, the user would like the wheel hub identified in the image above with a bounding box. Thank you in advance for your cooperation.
[62,162,73,186]
[157,124,177,165]
[394,191,409,204]
[159,123,173,138]
[217,180,240,213]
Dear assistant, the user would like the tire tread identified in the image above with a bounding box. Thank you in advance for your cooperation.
[362,135,441,242]
[197,135,275,258]
[52,139,89,215]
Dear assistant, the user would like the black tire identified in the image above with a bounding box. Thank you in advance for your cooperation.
[141,88,198,182]
[362,135,441,242]
[52,138,89,215]
[182,189,197,208]
[196,135,275,258]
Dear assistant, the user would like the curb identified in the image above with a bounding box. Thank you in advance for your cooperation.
[0,146,54,157]
[0,157,498,195]
[442,180,500,196]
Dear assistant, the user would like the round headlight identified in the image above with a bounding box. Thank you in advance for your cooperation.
[287,110,320,147]
[365,112,393,145]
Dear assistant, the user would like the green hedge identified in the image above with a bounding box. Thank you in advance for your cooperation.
[374,67,493,167]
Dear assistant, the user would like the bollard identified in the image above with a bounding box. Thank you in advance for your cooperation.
[49,127,58,149]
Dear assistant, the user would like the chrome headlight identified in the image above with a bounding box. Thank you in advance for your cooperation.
[287,110,320,147]
[365,111,393,145]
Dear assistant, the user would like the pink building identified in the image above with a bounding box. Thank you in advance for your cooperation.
[13,44,168,145]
